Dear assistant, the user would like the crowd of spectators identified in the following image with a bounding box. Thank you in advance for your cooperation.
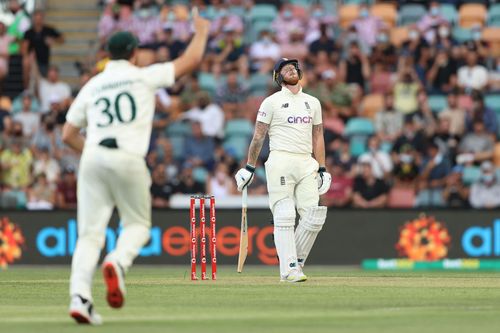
[3,0,500,210]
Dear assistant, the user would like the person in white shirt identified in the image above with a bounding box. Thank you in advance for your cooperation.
[469,161,500,209]
[235,58,331,282]
[37,65,71,112]
[358,136,393,179]
[457,52,488,91]
[62,9,210,325]
[249,28,281,67]
[13,93,39,137]
[182,91,224,138]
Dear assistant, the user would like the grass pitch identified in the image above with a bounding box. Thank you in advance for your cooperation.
[1,266,500,333]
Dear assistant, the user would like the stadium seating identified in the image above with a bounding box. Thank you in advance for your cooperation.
[398,4,427,26]
[249,4,277,24]
[165,121,191,137]
[481,27,500,56]
[440,4,458,24]
[198,72,217,96]
[0,96,12,111]
[192,166,209,184]
[339,5,359,29]
[487,4,500,26]
[224,119,254,138]
[459,4,487,28]
[428,95,448,113]
[344,117,375,136]
[452,27,473,43]
[390,26,409,47]
[249,73,271,96]
[371,3,398,28]
[485,94,500,114]
[223,136,250,160]
[462,166,481,185]
[494,143,500,167]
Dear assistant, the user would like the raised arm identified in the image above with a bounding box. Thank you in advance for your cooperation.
[247,121,269,167]
[172,8,210,79]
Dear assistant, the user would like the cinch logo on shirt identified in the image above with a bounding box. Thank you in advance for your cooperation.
[257,110,267,117]
[287,116,313,124]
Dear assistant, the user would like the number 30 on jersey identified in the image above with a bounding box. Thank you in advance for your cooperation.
[95,92,137,128]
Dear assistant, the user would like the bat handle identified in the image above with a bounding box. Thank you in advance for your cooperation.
[242,186,248,209]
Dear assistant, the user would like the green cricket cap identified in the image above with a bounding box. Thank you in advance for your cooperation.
[106,31,138,58]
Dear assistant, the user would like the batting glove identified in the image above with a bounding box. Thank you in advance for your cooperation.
[317,167,332,195]
[235,164,255,191]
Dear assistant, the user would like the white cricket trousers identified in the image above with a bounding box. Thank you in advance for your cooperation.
[70,145,151,301]
[265,150,319,217]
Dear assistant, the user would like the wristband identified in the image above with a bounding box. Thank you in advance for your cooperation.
[318,167,326,173]
[245,164,256,173]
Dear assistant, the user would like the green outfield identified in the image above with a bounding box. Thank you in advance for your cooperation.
[1,266,500,333]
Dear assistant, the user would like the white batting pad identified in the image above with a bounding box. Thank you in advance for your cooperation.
[273,198,298,278]
[295,206,327,267]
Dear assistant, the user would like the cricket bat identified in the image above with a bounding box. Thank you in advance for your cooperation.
[237,187,248,273]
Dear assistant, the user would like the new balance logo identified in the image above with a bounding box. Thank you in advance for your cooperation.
[281,103,289,108]
[304,101,310,110]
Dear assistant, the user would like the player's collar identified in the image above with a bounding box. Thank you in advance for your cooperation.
[105,60,133,70]
[281,85,302,95]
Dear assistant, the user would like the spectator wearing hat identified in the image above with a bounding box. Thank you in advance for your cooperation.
[442,166,469,208]
[469,161,500,209]
[457,51,488,92]
[415,142,451,207]
[182,91,224,139]
[352,160,389,208]
[56,166,77,209]
[375,93,403,143]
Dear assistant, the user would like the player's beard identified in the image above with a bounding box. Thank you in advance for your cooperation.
[283,75,300,86]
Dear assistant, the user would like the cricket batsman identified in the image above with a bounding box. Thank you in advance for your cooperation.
[235,58,332,282]
[62,9,210,325]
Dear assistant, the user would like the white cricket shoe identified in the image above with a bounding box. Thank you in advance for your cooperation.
[69,295,103,325]
[281,268,308,283]
[102,259,126,308]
